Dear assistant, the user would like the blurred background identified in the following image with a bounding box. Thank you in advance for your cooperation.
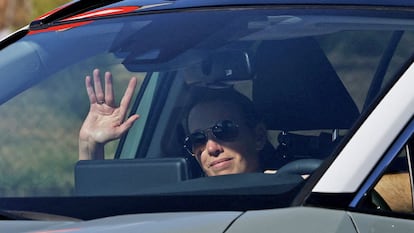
[0,0,80,196]
[0,0,137,196]
[0,0,69,38]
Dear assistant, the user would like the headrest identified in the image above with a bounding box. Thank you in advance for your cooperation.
[253,37,359,131]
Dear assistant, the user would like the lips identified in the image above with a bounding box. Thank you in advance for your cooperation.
[209,157,233,168]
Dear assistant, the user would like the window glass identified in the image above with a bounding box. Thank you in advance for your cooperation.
[362,136,414,213]
[0,8,413,199]
[0,55,145,196]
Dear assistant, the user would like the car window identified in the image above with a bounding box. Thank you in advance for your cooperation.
[357,121,414,215]
[0,54,145,196]
[0,7,413,201]
[374,145,413,214]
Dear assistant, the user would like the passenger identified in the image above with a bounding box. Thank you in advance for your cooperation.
[79,69,268,176]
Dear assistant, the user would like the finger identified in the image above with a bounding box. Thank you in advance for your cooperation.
[104,71,115,107]
[93,69,105,104]
[124,114,140,128]
[119,77,137,118]
[116,114,140,136]
[85,75,97,104]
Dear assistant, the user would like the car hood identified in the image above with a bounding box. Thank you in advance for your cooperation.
[1,211,242,233]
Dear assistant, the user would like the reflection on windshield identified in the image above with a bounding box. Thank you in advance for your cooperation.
[0,8,413,199]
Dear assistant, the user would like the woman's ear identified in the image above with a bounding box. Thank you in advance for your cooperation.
[254,123,267,151]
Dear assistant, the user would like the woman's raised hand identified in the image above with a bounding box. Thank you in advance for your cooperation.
[78,69,139,160]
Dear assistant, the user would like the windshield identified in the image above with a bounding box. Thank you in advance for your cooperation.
[0,6,413,219]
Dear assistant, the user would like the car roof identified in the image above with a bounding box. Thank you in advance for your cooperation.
[95,0,414,8]
[34,0,414,28]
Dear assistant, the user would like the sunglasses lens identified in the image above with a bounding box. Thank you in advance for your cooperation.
[185,131,207,155]
[184,120,239,155]
[212,120,239,140]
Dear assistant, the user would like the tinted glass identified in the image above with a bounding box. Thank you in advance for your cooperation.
[0,7,413,205]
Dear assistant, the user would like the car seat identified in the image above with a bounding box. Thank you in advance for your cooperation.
[253,37,360,164]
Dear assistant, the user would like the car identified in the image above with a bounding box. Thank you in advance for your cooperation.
[0,0,413,231]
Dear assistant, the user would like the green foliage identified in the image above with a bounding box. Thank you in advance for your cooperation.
[0,49,144,196]
[32,0,71,19]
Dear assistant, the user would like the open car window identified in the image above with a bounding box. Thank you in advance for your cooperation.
[0,7,413,200]
[357,119,414,214]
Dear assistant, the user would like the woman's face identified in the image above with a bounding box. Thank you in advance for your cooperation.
[187,100,264,176]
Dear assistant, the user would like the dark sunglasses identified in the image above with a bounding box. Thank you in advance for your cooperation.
[184,120,239,156]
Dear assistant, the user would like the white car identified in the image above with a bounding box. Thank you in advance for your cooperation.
[0,0,413,232]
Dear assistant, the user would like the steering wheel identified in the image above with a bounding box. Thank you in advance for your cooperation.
[277,159,323,175]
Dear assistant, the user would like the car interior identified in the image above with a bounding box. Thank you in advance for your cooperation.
[74,36,361,196]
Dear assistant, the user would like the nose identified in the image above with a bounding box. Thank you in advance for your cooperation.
[206,139,223,157]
